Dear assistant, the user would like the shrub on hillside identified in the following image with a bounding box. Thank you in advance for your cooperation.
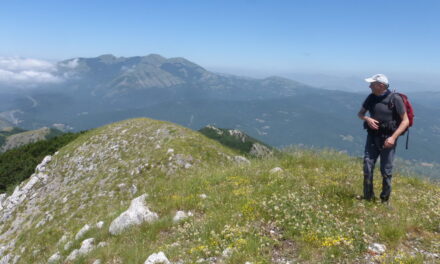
[199,126,273,155]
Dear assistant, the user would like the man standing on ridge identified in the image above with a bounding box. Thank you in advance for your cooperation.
[357,74,409,204]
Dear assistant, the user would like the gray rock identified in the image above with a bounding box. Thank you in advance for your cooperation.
[65,249,79,262]
[196,257,218,263]
[66,238,95,261]
[130,185,138,195]
[174,154,193,168]
[0,245,5,257]
[36,155,52,173]
[0,254,10,264]
[35,212,53,228]
[75,224,91,240]
[228,129,247,142]
[64,241,73,251]
[222,247,233,258]
[79,238,95,254]
[109,194,158,235]
[269,167,283,174]
[368,243,386,255]
[96,221,104,229]
[97,242,108,248]
[0,170,49,222]
[144,251,171,264]
[0,194,6,210]
[173,211,193,222]
[206,125,223,135]
[233,156,250,165]
[249,143,273,157]
[47,252,61,263]
[57,234,68,245]
[0,254,19,264]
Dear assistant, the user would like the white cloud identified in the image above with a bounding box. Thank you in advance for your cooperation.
[0,57,56,71]
[0,57,62,85]
[58,58,79,69]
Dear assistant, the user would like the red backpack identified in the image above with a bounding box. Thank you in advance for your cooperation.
[390,91,414,149]
[398,93,414,127]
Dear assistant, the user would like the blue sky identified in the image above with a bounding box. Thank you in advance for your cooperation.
[1,0,439,87]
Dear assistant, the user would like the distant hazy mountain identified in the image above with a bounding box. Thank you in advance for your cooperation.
[2,54,440,165]
[54,54,312,102]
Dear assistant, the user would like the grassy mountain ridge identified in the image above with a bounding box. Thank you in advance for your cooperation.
[0,127,26,147]
[0,127,64,153]
[0,118,438,263]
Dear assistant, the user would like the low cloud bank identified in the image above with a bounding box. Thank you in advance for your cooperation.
[58,58,79,69]
[0,57,63,86]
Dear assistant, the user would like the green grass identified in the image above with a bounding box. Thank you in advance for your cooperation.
[2,118,439,264]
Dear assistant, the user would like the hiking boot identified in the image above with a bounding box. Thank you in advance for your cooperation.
[380,196,390,203]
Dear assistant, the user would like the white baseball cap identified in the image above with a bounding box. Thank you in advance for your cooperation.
[365,74,389,85]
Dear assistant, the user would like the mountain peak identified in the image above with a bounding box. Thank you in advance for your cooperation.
[167,57,203,68]
[97,54,118,63]
[141,54,167,65]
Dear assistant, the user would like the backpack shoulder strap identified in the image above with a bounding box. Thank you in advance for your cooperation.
[387,92,397,109]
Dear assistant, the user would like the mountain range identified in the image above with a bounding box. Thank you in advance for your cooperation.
[1,54,439,166]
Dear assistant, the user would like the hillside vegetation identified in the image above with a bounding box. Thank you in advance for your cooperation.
[0,131,85,193]
[198,125,275,157]
[0,118,438,264]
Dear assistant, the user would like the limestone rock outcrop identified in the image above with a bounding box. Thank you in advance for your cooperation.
[109,194,158,235]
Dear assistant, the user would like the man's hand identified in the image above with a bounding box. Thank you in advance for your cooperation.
[384,137,396,148]
[365,117,379,130]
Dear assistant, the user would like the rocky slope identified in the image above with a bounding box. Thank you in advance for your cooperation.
[0,118,244,263]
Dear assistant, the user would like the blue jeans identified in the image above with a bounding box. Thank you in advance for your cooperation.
[363,133,396,201]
